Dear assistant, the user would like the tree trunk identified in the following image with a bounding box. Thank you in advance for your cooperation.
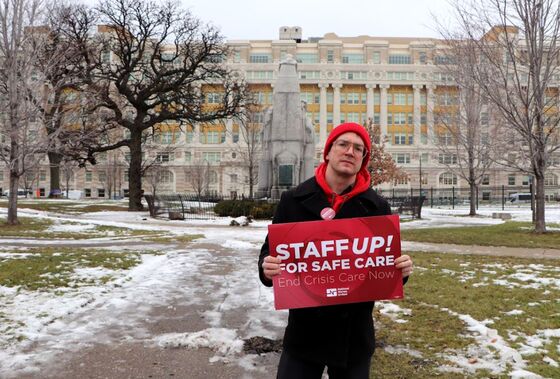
[7,171,20,225]
[248,164,253,199]
[128,128,144,211]
[48,151,63,197]
[469,183,477,216]
[534,175,546,233]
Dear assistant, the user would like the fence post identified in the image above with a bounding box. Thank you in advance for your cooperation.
[430,187,433,208]
[178,194,186,217]
[452,186,455,209]
[476,186,479,210]
[530,183,535,223]
[501,185,505,210]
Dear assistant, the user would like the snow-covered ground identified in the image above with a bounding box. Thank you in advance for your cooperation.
[0,204,559,378]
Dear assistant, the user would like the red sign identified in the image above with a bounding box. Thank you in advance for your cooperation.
[268,215,403,310]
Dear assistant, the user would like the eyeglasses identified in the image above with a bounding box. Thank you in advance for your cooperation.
[332,139,368,158]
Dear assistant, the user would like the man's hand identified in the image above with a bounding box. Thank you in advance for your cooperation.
[395,254,413,278]
[262,255,282,281]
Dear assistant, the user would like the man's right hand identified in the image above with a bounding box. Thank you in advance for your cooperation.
[262,255,282,280]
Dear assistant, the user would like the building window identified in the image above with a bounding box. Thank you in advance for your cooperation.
[387,71,414,80]
[342,54,363,64]
[186,126,194,143]
[522,176,531,185]
[233,50,241,63]
[202,152,221,163]
[185,151,192,162]
[85,171,92,182]
[327,50,334,63]
[200,131,224,144]
[327,112,333,124]
[393,133,407,145]
[245,71,274,80]
[394,177,409,185]
[545,173,558,186]
[98,172,107,182]
[160,170,173,184]
[372,51,381,64]
[421,113,427,125]
[299,71,321,79]
[393,93,407,105]
[209,170,218,184]
[482,174,490,185]
[296,53,318,63]
[98,188,105,198]
[0,171,3,181]
[206,92,223,104]
[393,153,411,164]
[419,51,427,64]
[84,188,91,197]
[156,152,173,163]
[508,174,516,186]
[439,172,458,185]
[39,170,46,181]
[438,153,458,165]
[482,191,491,201]
[438,132,453,146]
[230,174,238,184]
[388,55,411,64]
[249,54,271,63]
[435,55,454,65]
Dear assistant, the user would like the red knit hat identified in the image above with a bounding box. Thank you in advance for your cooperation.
[323,122,371,170]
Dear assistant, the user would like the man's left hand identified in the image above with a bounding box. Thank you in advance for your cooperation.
[395,255,413,278]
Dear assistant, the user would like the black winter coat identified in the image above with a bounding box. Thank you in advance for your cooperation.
[259,177,401,367]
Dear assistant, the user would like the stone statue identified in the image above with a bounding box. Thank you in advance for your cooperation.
[257,55,316,199]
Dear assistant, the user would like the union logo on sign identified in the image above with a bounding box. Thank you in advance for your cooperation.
[326,288,338,297]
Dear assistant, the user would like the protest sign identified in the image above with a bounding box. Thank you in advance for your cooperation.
[268,214,403,310]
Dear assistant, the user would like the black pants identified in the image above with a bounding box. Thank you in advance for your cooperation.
[277,351,371,379]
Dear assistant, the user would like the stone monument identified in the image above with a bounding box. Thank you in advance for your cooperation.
[257,55,315,200]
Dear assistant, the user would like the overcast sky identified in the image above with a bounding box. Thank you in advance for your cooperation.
[179,0,453,40]
[82,0,454,40]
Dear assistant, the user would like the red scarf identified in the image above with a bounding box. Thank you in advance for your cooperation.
[314,162,371,213]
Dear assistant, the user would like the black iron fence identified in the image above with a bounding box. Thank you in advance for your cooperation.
[375,185,560,209]
[144,194,227,220]
[144,185,560,220]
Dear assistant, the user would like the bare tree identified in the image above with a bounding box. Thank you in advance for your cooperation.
[184,159,210,209]
[431,37,496,215]
[26,2,95,197]
[60,157,77,198]
[66,0,247,211]
[235,103,263,198]
[0,0,51,224]
[449,0,560,232]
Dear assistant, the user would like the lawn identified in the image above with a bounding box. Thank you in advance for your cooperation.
[401,221,560,249]
[0,199,129,214]
[0,216,164,239]
[371,252,560,378]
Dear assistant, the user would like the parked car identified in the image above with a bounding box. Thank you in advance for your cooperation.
[2,189,32,198]
[509,193,532,203]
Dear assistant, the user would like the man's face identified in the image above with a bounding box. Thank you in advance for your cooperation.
[325,132,366,177]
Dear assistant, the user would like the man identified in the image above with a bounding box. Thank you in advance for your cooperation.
[258,122,413,379]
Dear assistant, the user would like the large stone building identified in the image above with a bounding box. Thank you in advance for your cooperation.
[1,26,559,201]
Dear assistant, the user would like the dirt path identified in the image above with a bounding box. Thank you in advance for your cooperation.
[403,241,560,260]
[12,240,284,379]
